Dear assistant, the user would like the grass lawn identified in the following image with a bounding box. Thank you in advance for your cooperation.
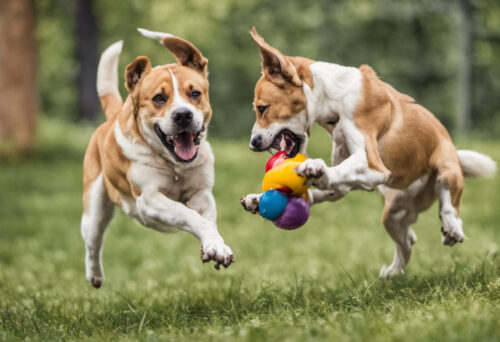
[1,118,499,341]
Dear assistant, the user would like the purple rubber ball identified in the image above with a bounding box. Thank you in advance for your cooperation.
[273,195,310,230]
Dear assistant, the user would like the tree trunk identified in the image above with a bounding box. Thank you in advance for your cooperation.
[0,0,38,154]
[75,0,99,121]
[457,0,473,134]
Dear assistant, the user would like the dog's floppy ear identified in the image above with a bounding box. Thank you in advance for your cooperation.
[250,27,301,87]
[125,56,151,92]
[137,28,208,76]
[162,36,208,75]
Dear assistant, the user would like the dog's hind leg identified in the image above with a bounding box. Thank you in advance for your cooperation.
[379,188,418,277]
[434,156,465,246]
[81,173,114,288]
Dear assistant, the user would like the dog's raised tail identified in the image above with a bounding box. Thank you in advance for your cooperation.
[97,41,123,120]
[457,150,497,178]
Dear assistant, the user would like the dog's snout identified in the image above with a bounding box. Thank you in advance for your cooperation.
[250,134,263,150]
[172,108,193,127]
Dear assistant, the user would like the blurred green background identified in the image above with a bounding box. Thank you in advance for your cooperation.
[36,0,500,138]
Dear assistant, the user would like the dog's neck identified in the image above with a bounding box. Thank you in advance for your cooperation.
[303,62,363,129]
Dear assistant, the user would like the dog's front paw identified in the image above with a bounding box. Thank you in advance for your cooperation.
[296,159,329,188]
[240,194,260,214]
[297,159,327,178]
[201,238,234,270]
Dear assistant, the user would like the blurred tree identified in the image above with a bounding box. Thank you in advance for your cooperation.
[34,0,500,137]
[458,0,473,133]
[0,0,38,154]
[76,0,98,120]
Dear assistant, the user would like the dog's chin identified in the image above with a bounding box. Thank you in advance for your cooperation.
[154,123,203,163]
[266,129,302,158]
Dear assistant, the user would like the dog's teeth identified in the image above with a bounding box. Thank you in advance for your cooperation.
[280,135,287,151]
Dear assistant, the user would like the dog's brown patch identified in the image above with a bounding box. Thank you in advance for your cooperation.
[251,28,315,129]
[353,65,462,196]
[254,75,307,128]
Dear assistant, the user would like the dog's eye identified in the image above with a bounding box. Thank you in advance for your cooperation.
[257,105,269,115]
[190,90,201,99]
[152,93,167,105]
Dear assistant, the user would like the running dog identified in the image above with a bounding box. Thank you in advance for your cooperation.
[241,27,496,277]
[81,29,234,288]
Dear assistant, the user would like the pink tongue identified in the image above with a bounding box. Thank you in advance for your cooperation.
[173,132,197,161]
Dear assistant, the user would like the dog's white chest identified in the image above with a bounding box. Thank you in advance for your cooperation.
[119,162,191,231]
[129,162,185,200]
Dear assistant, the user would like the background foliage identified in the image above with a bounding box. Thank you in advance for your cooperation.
[36,0,500,137]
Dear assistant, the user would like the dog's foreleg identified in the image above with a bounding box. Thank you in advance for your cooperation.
[136,190,234,269]
[307,188,346,206]
[297,151,388,192]
[298,121,389,193]
[187,188,217,223]
[241,190,344,210]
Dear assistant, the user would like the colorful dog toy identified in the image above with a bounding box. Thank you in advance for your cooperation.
[259,151,310,230]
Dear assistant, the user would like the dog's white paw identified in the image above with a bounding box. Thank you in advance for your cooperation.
[296,159,330,189]
[380,264,405,278]
[297,159,327,179]
[240,194,260,214]
[201,238,234,270]
[440,213,464,246]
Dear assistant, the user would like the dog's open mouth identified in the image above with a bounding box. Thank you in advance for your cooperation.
[154,123,202,162]
[269,129,301,158]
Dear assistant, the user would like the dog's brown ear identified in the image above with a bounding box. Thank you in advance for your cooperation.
[161,36,208,76]
[250,27,301,87]
[137,28,208,76]
[125,56,151,91]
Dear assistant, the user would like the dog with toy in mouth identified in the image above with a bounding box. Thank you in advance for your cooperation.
[241,27,496,277]
[81,29,234,288]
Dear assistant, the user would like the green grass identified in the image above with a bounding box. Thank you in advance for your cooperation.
[0,118,499,342]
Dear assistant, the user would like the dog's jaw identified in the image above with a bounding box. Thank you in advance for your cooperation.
[249,109,310,157]
[153,123,203,163]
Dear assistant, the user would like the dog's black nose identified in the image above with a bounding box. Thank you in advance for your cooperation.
[250,134,263,150]
[172,108,193,127]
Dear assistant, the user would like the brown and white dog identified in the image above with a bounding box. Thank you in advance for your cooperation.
[81,29,233,288]
[241,27,496,277]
